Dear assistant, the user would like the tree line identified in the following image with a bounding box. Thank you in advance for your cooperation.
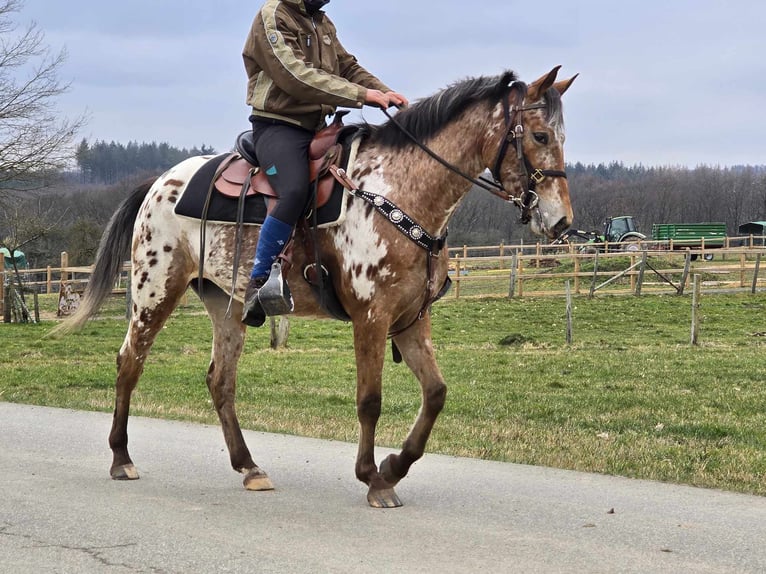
[448,162,766,246]
[75,140,217,184]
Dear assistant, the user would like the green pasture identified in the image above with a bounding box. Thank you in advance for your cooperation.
[2,291,766,495]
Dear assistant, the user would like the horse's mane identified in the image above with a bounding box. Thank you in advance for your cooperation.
[362,71,517,148]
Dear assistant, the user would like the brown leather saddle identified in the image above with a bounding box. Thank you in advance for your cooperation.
[214,111,352,212]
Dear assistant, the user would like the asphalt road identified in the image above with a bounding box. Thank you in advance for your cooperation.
[2,402,765,573]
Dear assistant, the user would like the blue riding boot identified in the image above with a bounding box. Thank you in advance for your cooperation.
[242,216,294,327]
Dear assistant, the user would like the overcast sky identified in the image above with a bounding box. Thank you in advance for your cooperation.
[19,0,766,167]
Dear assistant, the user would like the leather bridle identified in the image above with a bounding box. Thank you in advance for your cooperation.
[382,81,567,225]
[482,81,568,223]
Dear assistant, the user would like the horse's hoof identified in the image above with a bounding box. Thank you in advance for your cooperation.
[378,455,402,487]
[111,464,139,480]
[243,468,274,491]
[367,486,402,508]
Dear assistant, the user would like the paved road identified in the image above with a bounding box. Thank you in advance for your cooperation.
[2,402,765,573]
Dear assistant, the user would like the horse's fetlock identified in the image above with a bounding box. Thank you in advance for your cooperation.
[355,462,377,484]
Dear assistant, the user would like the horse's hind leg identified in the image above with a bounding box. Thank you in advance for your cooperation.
[110,285,187,480]
[196,281,273,491]
[379,314,447,487]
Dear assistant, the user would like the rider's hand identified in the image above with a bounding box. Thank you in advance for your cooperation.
[385,91,409,108]
[365,89,409,109]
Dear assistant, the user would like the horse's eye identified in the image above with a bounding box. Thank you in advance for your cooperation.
[533,132,549,145]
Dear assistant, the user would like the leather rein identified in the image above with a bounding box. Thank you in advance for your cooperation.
[381,80,567,225]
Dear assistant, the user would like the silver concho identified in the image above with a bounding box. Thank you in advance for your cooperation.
[390,209,404,223]
[373,195,385,207]
[410,226,424,240]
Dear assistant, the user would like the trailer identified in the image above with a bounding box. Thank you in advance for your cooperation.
[651,222,727,260]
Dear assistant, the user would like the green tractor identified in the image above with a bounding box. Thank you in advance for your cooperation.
[554,216,646,252]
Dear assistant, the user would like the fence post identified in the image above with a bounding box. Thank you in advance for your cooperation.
[60,251,69,285]
[508,251,518,298]
[33,291,40,323]
[752,253,761,294]
[270,316,290,349]
[573,252,580,294]
[679,250,692,295]
[499,242,504,269]
[629,254,636,292]
[635,250,647,296]
[565,280,573,345]
[588,251,599,299]
[690,274,701,345]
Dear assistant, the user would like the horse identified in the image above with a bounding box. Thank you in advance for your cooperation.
[60,66,576,508]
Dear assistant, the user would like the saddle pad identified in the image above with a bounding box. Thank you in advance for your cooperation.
[174,135,361,228]
[175,153,268,226]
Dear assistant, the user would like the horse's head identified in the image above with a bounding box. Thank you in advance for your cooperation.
[484,66,577,239]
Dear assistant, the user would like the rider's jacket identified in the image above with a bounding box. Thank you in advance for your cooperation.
[243,0,390,131]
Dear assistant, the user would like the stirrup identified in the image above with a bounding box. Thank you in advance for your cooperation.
[258,261,294,316]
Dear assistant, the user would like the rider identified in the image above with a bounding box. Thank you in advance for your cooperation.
[241,0,408,327]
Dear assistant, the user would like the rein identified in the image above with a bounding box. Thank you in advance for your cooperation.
[380,108,508,200]
[380,81,567,224]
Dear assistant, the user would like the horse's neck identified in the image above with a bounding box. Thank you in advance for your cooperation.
[355,119,488,236]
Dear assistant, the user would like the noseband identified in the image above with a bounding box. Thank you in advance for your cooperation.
[382,82,567,224]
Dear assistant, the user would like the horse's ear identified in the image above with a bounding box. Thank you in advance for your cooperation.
[553,74,578,96]
[527,65,562,101]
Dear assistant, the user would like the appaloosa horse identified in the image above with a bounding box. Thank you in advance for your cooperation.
[61,66,576,507]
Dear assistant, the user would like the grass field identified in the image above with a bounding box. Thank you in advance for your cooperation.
[2,290,766,495]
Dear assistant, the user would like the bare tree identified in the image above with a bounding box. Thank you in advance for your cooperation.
[0,0,86,199]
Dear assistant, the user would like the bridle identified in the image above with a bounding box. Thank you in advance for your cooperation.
[485,82,568,224]
[381,81,567,224]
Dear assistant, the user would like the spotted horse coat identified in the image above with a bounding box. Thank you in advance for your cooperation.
[58,67,576,508]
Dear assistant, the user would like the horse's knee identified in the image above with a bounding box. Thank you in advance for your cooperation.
[425,382,447,415]
[357,392,382,423]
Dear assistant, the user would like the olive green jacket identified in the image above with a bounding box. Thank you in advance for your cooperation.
[243,0,391,131]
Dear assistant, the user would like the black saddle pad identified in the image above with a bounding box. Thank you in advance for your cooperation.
[175,141,353,228]
[174,154,268,225]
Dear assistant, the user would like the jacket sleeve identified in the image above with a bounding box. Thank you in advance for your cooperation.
[247,11,367,108]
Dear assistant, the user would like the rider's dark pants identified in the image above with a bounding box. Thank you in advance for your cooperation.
[250,118,314,225]
[247,118,315,279]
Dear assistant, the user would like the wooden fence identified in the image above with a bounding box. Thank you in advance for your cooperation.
[446,236,766,298]
[3,237,766,319]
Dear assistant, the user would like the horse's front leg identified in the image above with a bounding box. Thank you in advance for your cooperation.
[379,313,447,487]
[352,320,401,508]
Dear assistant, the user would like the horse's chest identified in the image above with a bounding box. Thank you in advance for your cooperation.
[332,200,394,302]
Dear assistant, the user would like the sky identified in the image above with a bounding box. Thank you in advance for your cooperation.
[18,0,766,168]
